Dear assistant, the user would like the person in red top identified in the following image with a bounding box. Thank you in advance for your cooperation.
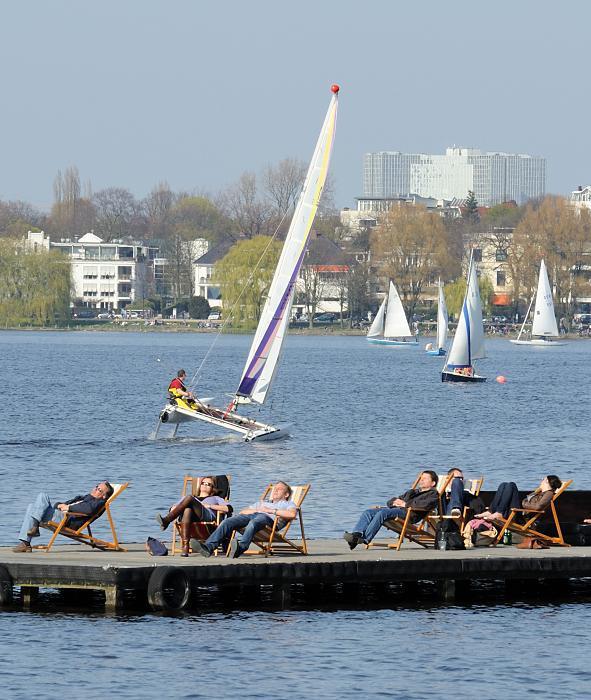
[168,369,195,404]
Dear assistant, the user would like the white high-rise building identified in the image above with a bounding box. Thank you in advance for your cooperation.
[363,147,546,206]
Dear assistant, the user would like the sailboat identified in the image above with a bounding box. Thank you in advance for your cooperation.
[156,85,339,442]
[441,253,486,382]
[510,259,566,346]
[366,280,418,346]
[426,281,448,356]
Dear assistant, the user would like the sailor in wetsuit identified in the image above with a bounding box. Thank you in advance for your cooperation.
[168,369,197,409]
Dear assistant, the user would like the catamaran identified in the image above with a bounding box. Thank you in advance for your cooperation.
[510,259,566,346]
[426,280,448,356]
[367,280,418,346]
[156,85,339,442]
[441,253,486,382]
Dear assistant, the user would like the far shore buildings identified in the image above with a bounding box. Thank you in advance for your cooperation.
[363,147,546,206]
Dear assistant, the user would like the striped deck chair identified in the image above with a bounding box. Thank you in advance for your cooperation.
[493,479,573,547]
[171,474,231,556]
[230,483,310,557]
[368,472,453,551]
[37,482,129,552]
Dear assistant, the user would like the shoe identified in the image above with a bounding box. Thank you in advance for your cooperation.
[12,540,32,553]
[27,519,40,538]
[155,514,168,531]
[229,539,245,559]
[190,539,212,558]
[450,508,462,518]
[343,531,362,550]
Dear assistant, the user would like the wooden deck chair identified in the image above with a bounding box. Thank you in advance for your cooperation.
[368,472,453,550]
[230,483,310,557]
[493,479,573,547]
[37,482,129,553]
[171,474,231,556]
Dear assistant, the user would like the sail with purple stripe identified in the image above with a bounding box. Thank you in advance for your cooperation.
[235,88,339,404]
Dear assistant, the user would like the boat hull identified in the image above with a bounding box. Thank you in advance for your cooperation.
[157,402,283,442]
[426,348,446,356]
[441,370,486,383]
[510,338,567,346]
[367,338,418,346]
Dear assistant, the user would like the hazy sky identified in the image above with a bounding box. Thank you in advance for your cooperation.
[2,1,589,212]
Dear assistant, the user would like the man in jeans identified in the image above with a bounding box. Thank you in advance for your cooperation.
[12,481,114,553]
[343,470,439,549]
[191,481,297,558]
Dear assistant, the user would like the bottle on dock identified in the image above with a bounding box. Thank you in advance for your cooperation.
[503,530,512,545]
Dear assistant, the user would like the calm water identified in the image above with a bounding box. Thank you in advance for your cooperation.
[1,329,590,698]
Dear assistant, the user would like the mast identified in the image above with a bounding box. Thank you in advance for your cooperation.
[234,85,339,405]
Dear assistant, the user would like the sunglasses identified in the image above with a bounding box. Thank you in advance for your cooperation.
[201,482,214,487]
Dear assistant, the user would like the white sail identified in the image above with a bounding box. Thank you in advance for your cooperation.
[367,297,386,338]
[383,281,413,338]
[446,255,486,367]
[531,259,559,337]
[436,281,448,350]
[235,88,338,405]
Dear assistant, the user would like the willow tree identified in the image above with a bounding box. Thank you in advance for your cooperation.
[213,236,282,329]
[370,206,459,316]
[0,239,71,326]
[513,196,591,316]
[444,274,494,320]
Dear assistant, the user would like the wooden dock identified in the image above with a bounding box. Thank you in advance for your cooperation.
[2,539,591,611]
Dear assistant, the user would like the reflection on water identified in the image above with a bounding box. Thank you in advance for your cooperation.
[1,331,590,698]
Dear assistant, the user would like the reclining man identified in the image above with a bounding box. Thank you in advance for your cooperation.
[343,470,439,549]
[191,481,297,558]
[443,467,484,517]
[12,481,114,553]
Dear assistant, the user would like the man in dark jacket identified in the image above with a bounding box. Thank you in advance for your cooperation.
[343,470,439,549]
[12,481,114,553]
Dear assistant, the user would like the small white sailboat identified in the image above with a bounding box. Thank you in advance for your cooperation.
[157,85,339,441]
[367,280,418,346]
[426,281,448,356]
[441,253,486,382]
[510,259,567,346]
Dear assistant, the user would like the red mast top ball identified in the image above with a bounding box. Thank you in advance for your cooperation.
[331,84,340,93]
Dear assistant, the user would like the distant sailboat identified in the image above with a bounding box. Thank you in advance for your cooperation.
[426,281,448,356]
[367,280,418,346]
[156,85,339,441]
[441,253,486,382]
[510,259,567,346]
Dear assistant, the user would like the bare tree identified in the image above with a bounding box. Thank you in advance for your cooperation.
[49,166,95,236]
[93,187,139,242]
[220,172,273,238]
[144,182,176,241]
[263,158,307,215]
[299,264,327,328]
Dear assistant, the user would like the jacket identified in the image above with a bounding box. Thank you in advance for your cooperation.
[386,487,439,522]
[522,490,553,512]
[61,494,105,528]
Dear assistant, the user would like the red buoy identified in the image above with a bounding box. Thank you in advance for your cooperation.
[496,375,507,384]
[331,84,340,93]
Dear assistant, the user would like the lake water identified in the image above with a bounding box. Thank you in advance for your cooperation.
[1,329,590,698]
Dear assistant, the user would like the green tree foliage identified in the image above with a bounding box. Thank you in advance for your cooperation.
[0,239,71,326]
[465,190,480,224]
[188,295,211,319]
[444,273,494,319]
[213,236,282,329]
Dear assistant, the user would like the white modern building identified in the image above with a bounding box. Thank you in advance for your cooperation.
[363,147,546,206]
[570,185,591,211]
[27,230,158,311]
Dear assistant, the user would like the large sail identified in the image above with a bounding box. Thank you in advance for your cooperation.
[531,259,559,337]
[383,281,413,338]
[436,281,449,351]
[235,87,339,404]
[446,255,485,367]
[367,297,386,338]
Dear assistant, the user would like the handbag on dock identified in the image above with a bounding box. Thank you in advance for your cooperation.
[146,537,168,556]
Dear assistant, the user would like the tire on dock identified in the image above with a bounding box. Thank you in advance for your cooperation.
[147,566,190,611]
[0,565,13,606]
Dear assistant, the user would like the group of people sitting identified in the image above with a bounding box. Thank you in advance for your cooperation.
[12,476,298,559]
[344,468,571,549]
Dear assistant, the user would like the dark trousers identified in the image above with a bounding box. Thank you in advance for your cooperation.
[489,482,521,518]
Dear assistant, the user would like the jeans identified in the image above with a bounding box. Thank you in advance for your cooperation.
[489,482,521,518]
[444,478,472,514]
[18,492,55,543]
[205,513,274,552]
[353,506,406,544]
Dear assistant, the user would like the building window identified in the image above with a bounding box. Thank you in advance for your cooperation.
[496,250,508,262]
[496,270,506,287]
[473,249,482,262]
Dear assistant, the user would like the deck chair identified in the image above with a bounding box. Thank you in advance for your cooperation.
[37,482,129,552]
[229,483,310,556]
[493,479,573,547]
[171,474,231,556]
[426,475,484,531]
[368,472,453,551]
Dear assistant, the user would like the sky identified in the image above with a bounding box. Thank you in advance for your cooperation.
[1,0,590,212]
